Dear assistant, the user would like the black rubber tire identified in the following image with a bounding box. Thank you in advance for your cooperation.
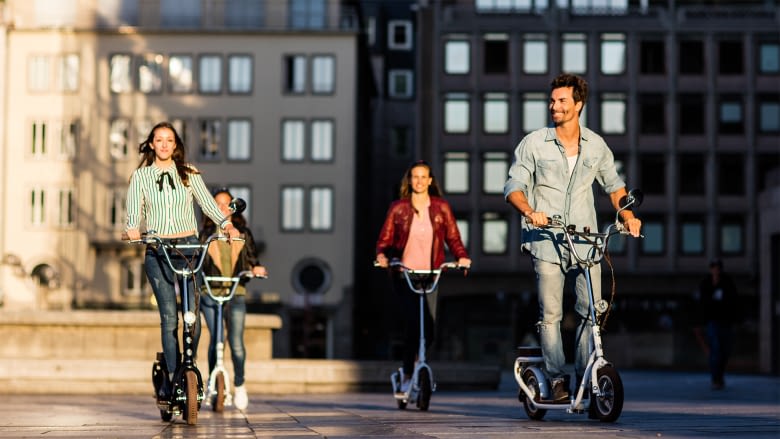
[183,370,199,425]
[521,369,547,420]
[160,410,173,422]
[396,399,407,410]
[590,365,624,423]
[417,369,432,411]
[213,372,225,413]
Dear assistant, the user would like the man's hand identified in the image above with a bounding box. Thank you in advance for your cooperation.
[624,217,642,237]
[526,211,548,227]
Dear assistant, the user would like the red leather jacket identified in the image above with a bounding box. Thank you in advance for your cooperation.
[375,197,468,268]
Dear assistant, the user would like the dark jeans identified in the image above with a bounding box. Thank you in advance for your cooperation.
[706,321,732,385]
[393,276,437,376]
[144,236,201,376]
[197,293,248,387]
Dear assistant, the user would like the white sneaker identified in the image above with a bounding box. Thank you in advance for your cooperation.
[233,385,248,410]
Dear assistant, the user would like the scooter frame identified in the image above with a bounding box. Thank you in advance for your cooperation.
[514,189,643,423]
[201,270,266,412]
[385,260,466,411]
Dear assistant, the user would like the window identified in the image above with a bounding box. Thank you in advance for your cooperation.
[31,188,46,226]
[109,118,130,159]
[718,96,743,134]
[719,216,743,254]
[122,259,148,296]
[388,20,412,50]
[57,120,78,158]
[199,55,222,94]
[59,54,79,92]
[138,53,163,94]
[679,93,705,134]
[562,33,587,74]
[717,153,745,196]
[640,153,665,195]
[758,94,780,133]
[310,187,333,231]
[96,0,138,26]
[522,93,547,133]
[170,118,189,146]
[483,33,509,74]
[444,93,470,134]
[199,119,222,160]
[601,93,626,134]
[639,93,665,134]
[282,119,305,161]
[483,152,508,194]
[388,69,413,99]
[758,41,780,74]
[311,120,334,161]
[444,152,469,194]
[161,0,200,27]
[109,54,133,93]
[169,54,193,93]
[136,119,152,151]
[523,34,548,74]
[281,186,305,231]
[31,121,48,157]
[483,93,508,134]
[456,218,469,249]
[482,212,507,254]
[390,126,410,158]
[679,216,704,255]
[445,39,470,74]
[228,55,253,93]
[718,40,743,75]
[600,33,626,75]
[290,0,326,30]
[58,188,74,227]
[28,55,50,92]
[678,153,705,195]
[679,39,704,75]
[311,55,334,94]
[640,40,665,74]
[756,153,780,191]
[35,0,76,27]
[108,189,126,230]
[227,119,251,160]
[284,55,307,94]
[225,0,264,28]
[640,216,665,255]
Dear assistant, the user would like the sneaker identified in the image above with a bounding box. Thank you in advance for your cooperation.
[550,379,570,403]
[233,385,248,410]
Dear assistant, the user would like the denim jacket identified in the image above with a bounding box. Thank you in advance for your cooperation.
[504,126,626,264]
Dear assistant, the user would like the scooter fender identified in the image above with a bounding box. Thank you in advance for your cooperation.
[515,361,550,402]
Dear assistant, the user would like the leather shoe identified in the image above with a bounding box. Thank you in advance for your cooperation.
[550,379,570,402]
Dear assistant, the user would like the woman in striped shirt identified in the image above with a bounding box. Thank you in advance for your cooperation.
[125,121,239,399]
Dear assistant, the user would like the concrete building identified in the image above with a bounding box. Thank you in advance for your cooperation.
[0,0,364,359]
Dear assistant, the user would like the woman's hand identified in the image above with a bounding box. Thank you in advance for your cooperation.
[224,223,240,240]
[375,253,388,268]
[252,265,268,277]
[125,229,141,241]
[457,257,472,269]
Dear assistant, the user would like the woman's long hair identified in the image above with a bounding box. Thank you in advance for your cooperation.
[135,121,198,186]
[398,160,442,199]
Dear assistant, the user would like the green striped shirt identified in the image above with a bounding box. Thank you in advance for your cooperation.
[125,162,228,236]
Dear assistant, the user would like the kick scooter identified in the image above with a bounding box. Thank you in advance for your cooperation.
[201,269,266,412]
[378,259,468,411]
[514,189,643,423]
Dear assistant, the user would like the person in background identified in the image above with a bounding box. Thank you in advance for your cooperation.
[195,188,267,410]
[375,160,471,393]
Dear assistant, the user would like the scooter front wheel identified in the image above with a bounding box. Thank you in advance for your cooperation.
[417,368,432,411]
[159,410,172,422]
[589,365,624,422]
[182,370,199,425]
[213,372,226,412]
[520,369,547,420]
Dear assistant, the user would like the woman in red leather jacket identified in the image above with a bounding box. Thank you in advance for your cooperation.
[375,160,471,392]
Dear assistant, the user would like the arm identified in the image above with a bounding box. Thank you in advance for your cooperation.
[507,191,548,227]
[125,171,143,240]
[375,204,398,268]
[440,201,471,267]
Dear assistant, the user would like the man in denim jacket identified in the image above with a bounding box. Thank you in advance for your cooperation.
[504,74,642,402]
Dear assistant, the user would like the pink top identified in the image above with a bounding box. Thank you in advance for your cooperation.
[401,205,434,270]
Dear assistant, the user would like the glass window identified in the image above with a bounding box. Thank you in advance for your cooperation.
[58,188,74,227]
[227,119,251,160]
[482,212,507,254]
[483,93,508,134]
[719,40,743,75]
[522,93,547,133]
[444,94,470,134]
[109,189,126,230]
[109,54,132,93]
[679,39,704,75]
[96,0,139,26]
[640,39,665,74]
[640,153,665,195]
[31,188,46,226]
[717,153,744,196]
[58,120,78,158]
[640,217,665,255]
[311,55,335,94]
[199,55,222,93]
[170,118,189,146]
[290,0,326,30]
[720,217,743,254]
[31,121,48,157]
[758,42,780,74]
[388,69,413,99]
[281,186,305,231]
[718,97,743,134]
[756,153,780,191]
[109,118,130,159]
[311,120,333,161]
[161,0,200,27]
[388,20,413,50]
[679,153,705,195]
[228,55,253,93]
[284,55,307,94]
[28,55,50,92]
[483,33,509,74]
[138,53,163,94]
[282,120,305,161]
[679,93,705,134]
[523,34,548,74]
[639,93,665,134]
[445,39,470,74]
[456,218,469,249]
[390,126,410,158]
[310,187,333,231]
[444,152,470,194]
[562,33,587,74]
[483,152,508,194]
[600,33,626,75]
[199,119,222,160]
[169,54,193,93]
[680,217,704,255]
[225,0,264,28]
[601,93,626,134]
[758,96,780,133]
[59,54,79,92]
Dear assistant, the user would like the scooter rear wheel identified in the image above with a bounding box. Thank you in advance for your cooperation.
[213,372,226,412]
[417,368,432,411]
[520,369,547,420]
[160,410,173,422]
[182,370,199,425]
[590,365,624,422]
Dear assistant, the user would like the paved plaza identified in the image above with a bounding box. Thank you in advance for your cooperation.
[0,370,778,438]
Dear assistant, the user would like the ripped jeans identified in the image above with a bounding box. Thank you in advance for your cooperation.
[533,257,601,383]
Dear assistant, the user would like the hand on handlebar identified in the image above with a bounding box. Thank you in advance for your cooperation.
[526,211,549,228]
[374,253,389,268]
[623,217,642,238]
[124,229,141,241]
[252,265,268,277]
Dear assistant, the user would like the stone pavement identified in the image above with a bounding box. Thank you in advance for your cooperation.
[0,370,778,438]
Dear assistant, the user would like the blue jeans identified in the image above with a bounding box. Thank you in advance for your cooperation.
[706,321,731,385]
[533,257,601,382]
[144,236,201,376]
[198,293,247,387]
[393,276,437,376]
